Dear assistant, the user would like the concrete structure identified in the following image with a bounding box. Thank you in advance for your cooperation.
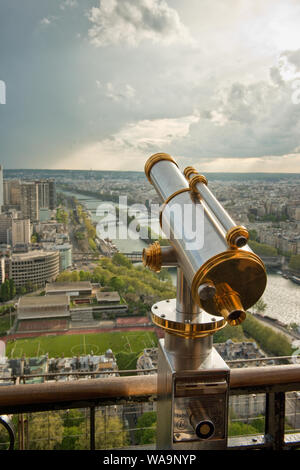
[39,208,52,222]
[137,348,158,375]
[0,166,3,213]
[3,179,21,207]
[52,244,72,271]
[0,214,12,244]
[45,281,93,296]
[7,250,60,288]
[20,182,39,222]
[0,257,5,284]
[17,294,69,320]
[214,340,267,363]
[96,291,120,304]
[11,218,31,247]
[37,180,56,210]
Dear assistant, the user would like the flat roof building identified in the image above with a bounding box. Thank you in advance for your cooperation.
[45,281,92,296]
[17,294,69,320]
[96,291,120,304]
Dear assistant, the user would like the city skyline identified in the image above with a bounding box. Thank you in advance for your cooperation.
[1,1,300,172]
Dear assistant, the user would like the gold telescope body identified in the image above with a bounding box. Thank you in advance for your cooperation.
[143,153,267,332]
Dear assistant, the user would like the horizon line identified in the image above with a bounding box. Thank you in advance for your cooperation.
[3,168,300,175]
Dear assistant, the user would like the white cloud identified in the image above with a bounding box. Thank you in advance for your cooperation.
[96,80,137,102]
[195,153,300,173]
[55,113,199,170]
[88,0,192,47]
[40,17,51,26]
[39,16,58,27]
[174,71,300,162]
[60,0,78,10]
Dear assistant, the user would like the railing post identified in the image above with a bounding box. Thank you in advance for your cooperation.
[265,392,285,450]
[90,406,95,450]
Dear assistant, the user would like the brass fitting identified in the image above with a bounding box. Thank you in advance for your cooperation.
[226,225,249,249]
[191,249,267,317]
[144,153,178,184]
[183,166,198,180]
[214,283,246,326]
[189,174,208,192]
[143,241,162,272]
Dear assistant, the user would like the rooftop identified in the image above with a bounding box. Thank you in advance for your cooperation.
[18,295,69,308]
[96,291,120,303]
[45,281,92,294]
[11,250,58,261]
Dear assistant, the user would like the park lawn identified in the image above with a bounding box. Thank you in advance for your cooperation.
[5,331,158,367]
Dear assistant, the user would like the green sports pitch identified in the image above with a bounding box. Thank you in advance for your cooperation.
[5,331,158,370]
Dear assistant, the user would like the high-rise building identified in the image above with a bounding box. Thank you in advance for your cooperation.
[0,213,13,243]
[11,218,31,246]
[0,166,3,213]
[36,179,56,210]
[3,179,21,207]
[20,182,39,222]
[37,181,50,209]
[49,179,56,210]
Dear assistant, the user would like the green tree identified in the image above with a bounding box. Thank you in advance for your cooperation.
[9,279,16,300]
[109,276,125,292]
[135,412,156,445]
[77,413,129,450]
[289,254,300,273]
[60,409,86,450]
[228,421,258,437]
[248,240,278,257]
[248,229,258,241]
[0,280,10,302]
[88,238,97,251]
[253,298,267,315]
[27,412,64,450]
[242,314,293,356]
[112,253,132,269]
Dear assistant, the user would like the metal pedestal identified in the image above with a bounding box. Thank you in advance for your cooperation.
[156,336,230,450]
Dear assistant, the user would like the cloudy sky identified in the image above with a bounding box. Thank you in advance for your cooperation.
[1,0,300,172]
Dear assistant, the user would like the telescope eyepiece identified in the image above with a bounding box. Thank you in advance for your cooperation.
[214,283,246,326]
[226,309,246,326]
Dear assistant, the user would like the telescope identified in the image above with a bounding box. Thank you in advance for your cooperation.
[143,153,267,450]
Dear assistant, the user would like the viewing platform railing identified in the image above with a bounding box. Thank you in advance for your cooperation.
[0,363,299,450]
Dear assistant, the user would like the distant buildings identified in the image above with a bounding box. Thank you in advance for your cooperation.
[0,350,118,386]
[137,348,157,374]
[0,171,71,289]
[6,250,60,288]
[9,281,128,334]
[3,179,21,208]
[37,180,56,210]
[0,166,3,213]
[11,219,31,246]
[45,281,93,296]
[20,182,39,222]
[2,177,56,223]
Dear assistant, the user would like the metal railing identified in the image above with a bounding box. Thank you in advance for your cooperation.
[0,364,299,450]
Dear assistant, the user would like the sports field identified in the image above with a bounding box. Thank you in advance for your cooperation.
[5,330,158,370]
